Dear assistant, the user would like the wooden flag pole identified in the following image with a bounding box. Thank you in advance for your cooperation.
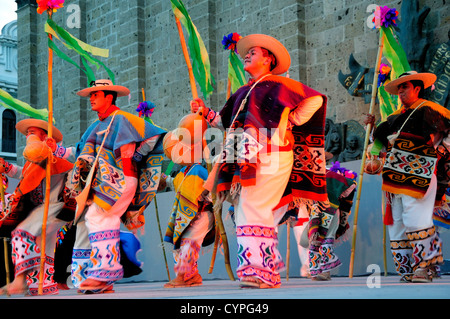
[175,17,198,99]
[349,32,384,278]
[38,9,54,295]
[174,16,234,281]
[208,221,220,274]
[1,174,10,294]
[226,76,232,100]
[141,88,171,281]
[286,223,290,281]
[382,194,388,276]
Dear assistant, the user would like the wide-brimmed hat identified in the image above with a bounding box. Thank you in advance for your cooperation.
[236,34,291,75]
[16,119,63,143]
[384,71,437,95]
[77,79,130,97]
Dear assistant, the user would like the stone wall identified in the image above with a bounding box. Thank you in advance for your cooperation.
[15,0,450,163]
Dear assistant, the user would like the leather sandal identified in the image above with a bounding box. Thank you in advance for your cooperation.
[164,273,203,288]
[239,276,280,289]
[411,268,432,283]
[79,279,114,294]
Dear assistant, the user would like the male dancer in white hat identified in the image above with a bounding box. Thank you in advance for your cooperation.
[68,79,166,293]
[365,71,450,282]
[191,34,329,288]
[0,119,74,296]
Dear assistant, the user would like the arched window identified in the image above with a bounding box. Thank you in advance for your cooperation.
[2,110,16,153]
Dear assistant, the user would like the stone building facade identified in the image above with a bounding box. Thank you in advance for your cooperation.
[0,20,18,162]
[14,0,450,164]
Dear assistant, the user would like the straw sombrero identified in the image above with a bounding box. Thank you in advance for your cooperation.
[16,119,63,143]
[384,71,437,95]
[77,79,130,97]
[236,34,291,75]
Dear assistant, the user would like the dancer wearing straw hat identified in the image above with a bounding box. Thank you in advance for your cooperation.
[190,34,329,288]
[67,79,166,294]
[159,134,215,288]
[365,71,450,283]
[0,119,75,296]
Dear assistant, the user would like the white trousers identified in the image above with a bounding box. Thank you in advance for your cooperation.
[388,174,443,274]
[173,210,214,280]
[388,174,437,240]
[12,174,67,295]
[71,176,137,287]
[235,150,293,286]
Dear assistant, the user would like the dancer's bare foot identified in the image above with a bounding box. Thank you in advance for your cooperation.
[0,274,28,295]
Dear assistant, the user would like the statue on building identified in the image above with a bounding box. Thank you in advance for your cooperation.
[338,134,363,162]
[338,1,450,110]
[325,118,341,163]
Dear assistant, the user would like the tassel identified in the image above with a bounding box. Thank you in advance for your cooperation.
[384,201,393,225]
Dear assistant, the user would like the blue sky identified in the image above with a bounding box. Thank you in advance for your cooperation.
[0,0,17,30]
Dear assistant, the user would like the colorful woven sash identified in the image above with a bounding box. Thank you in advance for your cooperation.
[164,164,209,248]
[382,132,437,198]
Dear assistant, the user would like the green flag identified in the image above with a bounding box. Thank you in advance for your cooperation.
[371,6,411,155]
[381,26,411,80]
[376,26,411,122]
[227,49,245,94]
[45,19,115,85]
[0,89,49,121]
[171,0,215,99]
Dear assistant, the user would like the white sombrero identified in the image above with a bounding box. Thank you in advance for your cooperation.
[384,71,437,95]
[236,34,291,75]
[16,119,63,143]
[77,79,130,97]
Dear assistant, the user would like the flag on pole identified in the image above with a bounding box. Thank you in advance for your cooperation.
[45,19,115,85]
[222,33,246,94]
[373,6,411,122]
[0,89,49,120]
[170,0,215,99]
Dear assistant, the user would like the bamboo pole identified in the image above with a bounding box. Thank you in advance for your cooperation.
[38,9,54,295]
[286,223,290,281]
[226,76,232,100]
[175,17,198,100]
[349,32,384,278]
[2,238,9,294]
[153,195,171,281]
[1,174,10,294]
[208,221,220,274]
[174,15,234,281]
[381,194,387,276]
[141,88,171,281]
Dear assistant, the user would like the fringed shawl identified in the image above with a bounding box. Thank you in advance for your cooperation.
[164,164,214,248]
[374,99,450,199]
[0,158,74,236]
[307,170,356,246]
[216,75,328,207]
[67,110,166,211]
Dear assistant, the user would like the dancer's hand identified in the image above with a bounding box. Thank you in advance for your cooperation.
[198,189,210,202]
[158,173,167,191]
[0,158,8,174]
[45,137,57,152]
[190,98,206,113]
[363,113,375,126]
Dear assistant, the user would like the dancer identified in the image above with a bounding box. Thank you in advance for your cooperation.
[0,119,75,295]
[160,162,215,288]
[191,34,328,288]
[67,79,165,293]
[365,71,450,282]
